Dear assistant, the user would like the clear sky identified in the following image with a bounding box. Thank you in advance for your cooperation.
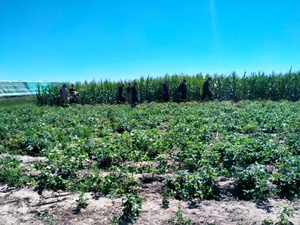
[1,0,300,83]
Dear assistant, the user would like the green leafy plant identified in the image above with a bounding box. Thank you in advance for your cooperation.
[0,156,27,187]
[261,218,275,225]
[273,157,300,199]
[35,164,70,191]
[120,194,142,223]
[261,206,294,225]
[156,153,169,174]
[74,190,89,213]
[84,170,140,197]
[234,163,269,201]
[41,211,55,225]
[167,207,191,225]
[163,169,215,200]
[275,206,294,225]
[109,216,120,225]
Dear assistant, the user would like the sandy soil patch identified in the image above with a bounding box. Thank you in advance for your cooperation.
[1,183,299,225]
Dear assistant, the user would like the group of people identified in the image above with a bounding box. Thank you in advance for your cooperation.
[117,77,213,105]
[60,77,212,106]
[116,82,139,107]
[161,77,213,102]
[59,84,77,106]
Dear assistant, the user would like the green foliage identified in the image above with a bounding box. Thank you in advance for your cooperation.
[163,169,215,200]
[40,211,55,225]
[234,163,269,201]
[75,191,89,213]
[35,147,88,191]
[261,218,275,225]
[120,194,142,223]
[84,170,140,197]
[273,157,300,199]
[261,206,294,225]
[167,207,191,225]
[0,156,27,187]
[0,96,35,107]
[36,165,70,191]
[0,99,300,219]
[35,72,300,106]
[156,153,169,174]
[275,206,294,225]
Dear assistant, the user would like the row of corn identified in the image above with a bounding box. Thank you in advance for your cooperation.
[36,71,300,105]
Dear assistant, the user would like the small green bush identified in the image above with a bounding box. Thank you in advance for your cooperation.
[0,156,27,187]
[234,163,269,201]
[163,169,215,200]
[273,157,300,199]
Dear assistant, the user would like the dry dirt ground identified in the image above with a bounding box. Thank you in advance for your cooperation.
[1,155,299,225]
[1,183,299,225]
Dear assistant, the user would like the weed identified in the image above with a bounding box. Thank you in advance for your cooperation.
[167,207,191,225]
[261,206,294,225]
[276,206,294,225]
[74,190,89,213]
[261,218,275,225]
[41,211,55,225]
[109,216,120,225]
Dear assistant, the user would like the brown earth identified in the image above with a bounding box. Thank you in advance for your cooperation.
[1,182,299,225]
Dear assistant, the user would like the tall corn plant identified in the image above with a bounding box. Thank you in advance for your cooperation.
[36,72,300,105]
[36,83,61,106]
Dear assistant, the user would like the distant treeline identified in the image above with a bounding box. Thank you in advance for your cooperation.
[36,72,300,105]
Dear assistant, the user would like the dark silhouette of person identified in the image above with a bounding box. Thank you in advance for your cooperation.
[161,78,170,102]
[60,84,69,106]
[201,77,213,101]
[131,82,139,107]
[178,79,188,100]
[117,83,125,104]
[69,84,77,103]
[125,82,132,103]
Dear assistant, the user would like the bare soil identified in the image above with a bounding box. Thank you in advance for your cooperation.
[1,182,299,225]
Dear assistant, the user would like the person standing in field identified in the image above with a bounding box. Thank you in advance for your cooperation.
[125,82,132,103]
[178,79,188,101]
[201,77,213,101]
[117,83,125,104]
[131,82,139,107]
[69,84,77,103]
[161,78,170,102]
[60,84,69,106]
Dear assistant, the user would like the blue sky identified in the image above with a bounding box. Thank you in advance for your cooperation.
[1,0,300,83]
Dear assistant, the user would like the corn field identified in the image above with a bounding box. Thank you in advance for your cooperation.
[36,71,300,105]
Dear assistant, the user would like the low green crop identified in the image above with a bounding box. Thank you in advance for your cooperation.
[234,163,269,201]
[120,194,142,223]
[273,156,300,199]
[163,169,215,201]
[0,100,300,224]
[0,156,27,187]
[167,207,191,225]
[84,170,140,197]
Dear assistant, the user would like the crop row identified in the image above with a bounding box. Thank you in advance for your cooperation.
[36,72,300,105]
